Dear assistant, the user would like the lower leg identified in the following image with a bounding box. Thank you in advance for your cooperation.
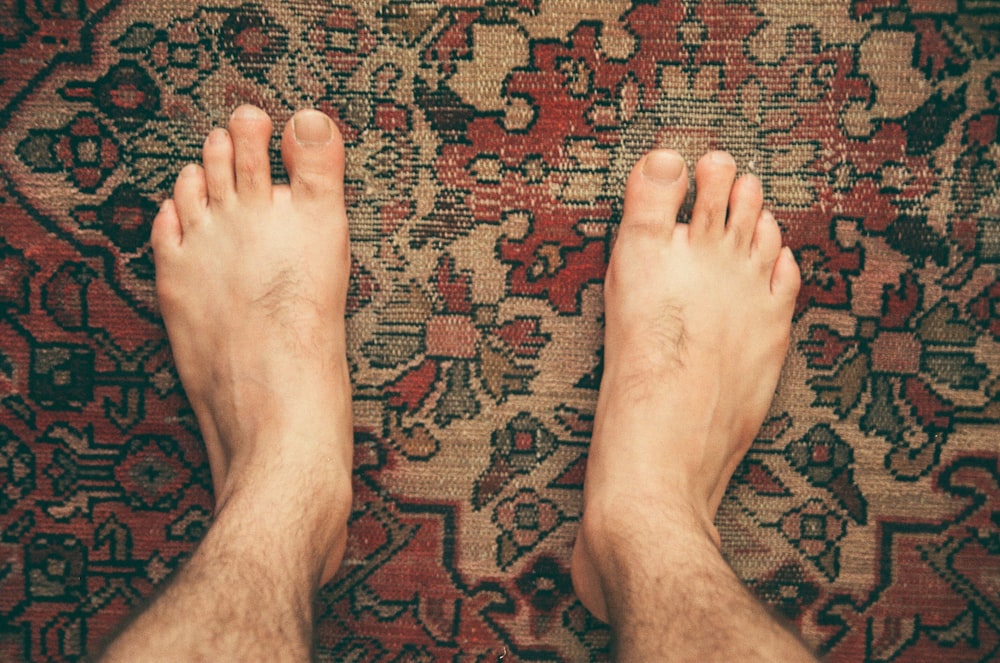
[575,505,812,660]
[572,150,816,661]
[99,106,353,661]
[102,485,344,661]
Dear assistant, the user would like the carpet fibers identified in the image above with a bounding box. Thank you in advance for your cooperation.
[1,1,998,660]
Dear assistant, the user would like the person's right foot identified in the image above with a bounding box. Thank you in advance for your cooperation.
[570,149,801,622]
[151,105,354,584]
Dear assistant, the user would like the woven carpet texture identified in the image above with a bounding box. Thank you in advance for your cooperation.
[1,0,998,660]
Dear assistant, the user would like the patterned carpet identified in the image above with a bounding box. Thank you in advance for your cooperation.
[1,0,998,660]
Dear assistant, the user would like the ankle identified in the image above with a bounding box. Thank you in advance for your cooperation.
[219,450,353,515]
[215,473,352,582]
[572,494,722,622]
[585,493,719,558]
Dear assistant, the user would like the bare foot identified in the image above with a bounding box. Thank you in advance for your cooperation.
[151,105,353,583]
[571,150,801,623]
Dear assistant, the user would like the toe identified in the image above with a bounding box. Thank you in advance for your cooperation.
[619,149,688,237]
[202,128,235,207]
[280,109,346,211]
[726,174,763,253]
[228,105,274,200]
[771,246,802,304]
[151,198,183,251]
[690,151,737,241]
[751,210,783,270]
[172,163,208,230]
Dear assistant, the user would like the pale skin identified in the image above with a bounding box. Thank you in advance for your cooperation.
[98,104,817,661]
[570,149,817,661]
[100,106,353,661]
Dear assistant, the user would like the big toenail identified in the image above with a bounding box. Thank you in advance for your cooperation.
[642,150,684,184]
[293,111,332,145]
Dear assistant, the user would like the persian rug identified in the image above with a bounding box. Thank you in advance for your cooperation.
[1,0,998,660]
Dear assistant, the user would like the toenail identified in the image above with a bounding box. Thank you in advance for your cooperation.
[708,150,736,165]
[293,111,332,145]
[230,105,267,122]
[642,150,684,184]
[205,128,228,145]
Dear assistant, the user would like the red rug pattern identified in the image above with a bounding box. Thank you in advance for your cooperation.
[1,1,998,660]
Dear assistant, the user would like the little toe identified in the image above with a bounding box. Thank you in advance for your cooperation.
[690,151,737,241]
[201,128,235,207]
[619,149,688,237]
[151,199,183,252]
[726,174,763,253]
[750,210,783,271]
[771,246,802,304]
[228,104,274,200]
[280,109,346,213]
[172,163,208,231]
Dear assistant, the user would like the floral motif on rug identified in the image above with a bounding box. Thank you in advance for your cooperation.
[1,1,997,660]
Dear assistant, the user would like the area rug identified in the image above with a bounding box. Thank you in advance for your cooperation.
[1,0,998,660]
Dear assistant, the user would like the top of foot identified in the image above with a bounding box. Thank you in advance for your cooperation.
[151,105,355,583]
[572,148,801,622]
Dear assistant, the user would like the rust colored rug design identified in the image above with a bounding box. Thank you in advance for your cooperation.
[2,1,999,660]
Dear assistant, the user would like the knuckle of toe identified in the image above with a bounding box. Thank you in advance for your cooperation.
[237,156,267,179]
[294,171,336,196]
[700,202,726,221]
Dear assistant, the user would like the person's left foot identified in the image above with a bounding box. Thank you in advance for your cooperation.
[570,149,801,623]
[151,105,354,583]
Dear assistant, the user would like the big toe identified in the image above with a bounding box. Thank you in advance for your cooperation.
[619,149,688,237]
[280,109,346,213]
